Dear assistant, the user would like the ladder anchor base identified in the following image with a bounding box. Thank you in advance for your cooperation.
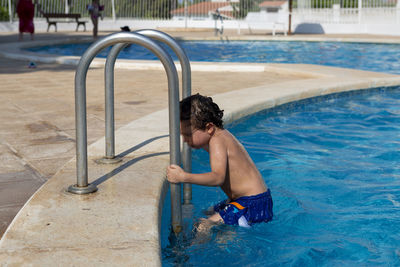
[67,183,98,194]
[95,156,123,164]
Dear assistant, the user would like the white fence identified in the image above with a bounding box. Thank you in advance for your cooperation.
[1,0,400,34]
[295,0,400,24]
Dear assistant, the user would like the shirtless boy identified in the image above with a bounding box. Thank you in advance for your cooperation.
[167,94,273,227]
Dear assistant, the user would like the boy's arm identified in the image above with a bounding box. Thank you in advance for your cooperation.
[167,141,227,186]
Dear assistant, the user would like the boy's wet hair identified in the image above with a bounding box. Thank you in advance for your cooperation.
[180,93,224,129]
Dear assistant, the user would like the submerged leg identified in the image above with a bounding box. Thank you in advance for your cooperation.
[195,212,223,233]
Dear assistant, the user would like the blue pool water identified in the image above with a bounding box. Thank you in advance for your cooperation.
[27,40,400,74]
[162,86,400,266]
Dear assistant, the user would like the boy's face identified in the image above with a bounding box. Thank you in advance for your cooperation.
[180,120,211,149]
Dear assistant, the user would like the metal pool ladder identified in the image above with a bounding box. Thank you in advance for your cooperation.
[67,30,192,234]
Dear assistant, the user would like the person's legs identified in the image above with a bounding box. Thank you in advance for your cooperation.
[195,212,223,233]
[91,17,98,38]
[18,20,23,41]
[208,212,224,223]
[93,21,98,38]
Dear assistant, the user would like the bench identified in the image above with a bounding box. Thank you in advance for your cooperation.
[42,13,87,32]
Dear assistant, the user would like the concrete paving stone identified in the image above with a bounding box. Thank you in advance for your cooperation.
[113,106,159,126]
[0,205,23,240]
[68,129,105,145]
[62,129,77,142]
[13,131,71,147]
[0,132,64,148]
[25,120,62,133]
[0,148,26,174]
[0,135,28,149]
[0,86,27,94]
[34,112,75,131]
[27,131,74,146]
[12,79,55,86]
[0,110,37,123]
[32,103,75,114]
[0,173,44,206]
[0,95,41,106]
[0,170,45,184]
[1,126,73,149]
[0,63,73,76]
[12,98,72,115]
[29,157,74,179]
[87,104,106,119]
[1,138,32,150]
[12,141,76,161]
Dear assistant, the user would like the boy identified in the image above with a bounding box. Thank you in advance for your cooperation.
[167,94,273,228]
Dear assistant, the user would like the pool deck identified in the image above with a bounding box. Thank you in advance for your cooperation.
[1,30,400,265]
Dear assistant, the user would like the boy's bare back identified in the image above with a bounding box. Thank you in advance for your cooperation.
[208,128,267,200]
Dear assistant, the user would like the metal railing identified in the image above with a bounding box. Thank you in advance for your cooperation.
[100,29,192,205]
[67,31,185,234]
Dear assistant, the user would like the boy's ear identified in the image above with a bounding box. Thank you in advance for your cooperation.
[206,123,215,134]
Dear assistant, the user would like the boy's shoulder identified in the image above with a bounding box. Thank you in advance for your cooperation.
[212,128,237,144]
[220,128,235,138]
[215,128,229,136]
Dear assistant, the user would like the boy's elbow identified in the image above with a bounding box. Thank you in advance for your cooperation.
[213,173,225,186]
[215,180,224,187]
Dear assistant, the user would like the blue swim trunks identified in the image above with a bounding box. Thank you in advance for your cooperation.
[214,189,273,227]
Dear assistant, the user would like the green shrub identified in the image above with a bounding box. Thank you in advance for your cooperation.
[0,6,10,21]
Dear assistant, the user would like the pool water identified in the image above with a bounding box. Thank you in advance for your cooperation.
[161,86,400,266]
[27,40,400,74]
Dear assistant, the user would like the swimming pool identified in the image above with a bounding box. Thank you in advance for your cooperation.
[162,86,400,266]
[27,40,400,75]
[26,38,400,265]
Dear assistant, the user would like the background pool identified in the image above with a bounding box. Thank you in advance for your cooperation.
[27,40,400,75]
[162,86,400,266]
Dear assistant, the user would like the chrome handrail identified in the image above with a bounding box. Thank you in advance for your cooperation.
[137,30,192,206]
[68,31,182,233]
[101,29,193,206]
